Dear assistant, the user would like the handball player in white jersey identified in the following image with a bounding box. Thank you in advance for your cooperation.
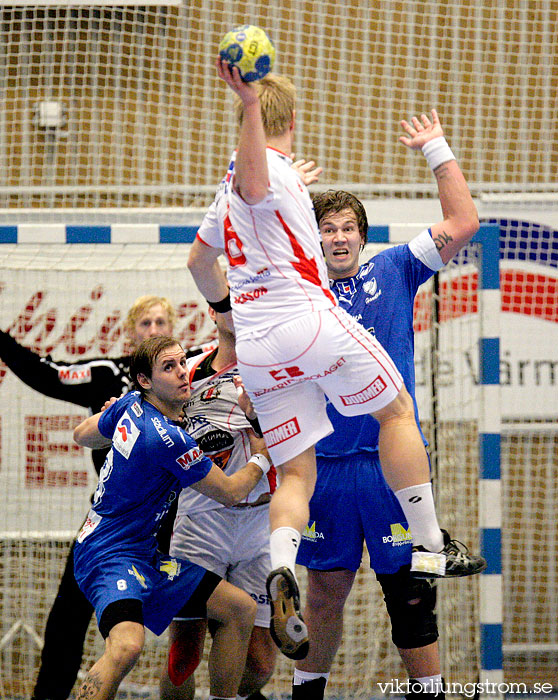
[187,60,486,661]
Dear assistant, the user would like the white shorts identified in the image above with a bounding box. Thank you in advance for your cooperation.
[236,306,403,465]
[170,506,271,627]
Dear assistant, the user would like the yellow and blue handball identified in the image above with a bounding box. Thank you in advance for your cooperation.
[219,24,275,82]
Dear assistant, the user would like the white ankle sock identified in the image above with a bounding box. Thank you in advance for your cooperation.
[414,674,444,693]
[270,526,301,572]
[293,669,330,686]
[394,483,444,551]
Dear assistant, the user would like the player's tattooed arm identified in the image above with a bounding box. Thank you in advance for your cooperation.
[434,161,450,178]
[432,228,454,253]
[400,109,478,264]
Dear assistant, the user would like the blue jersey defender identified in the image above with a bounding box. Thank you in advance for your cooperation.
[297,234,435,574]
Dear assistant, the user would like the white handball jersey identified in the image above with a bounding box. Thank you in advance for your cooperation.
[176,348,276,516]
[197,148,337,340]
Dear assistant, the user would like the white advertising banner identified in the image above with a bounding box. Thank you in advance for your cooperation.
[412,258,558,423]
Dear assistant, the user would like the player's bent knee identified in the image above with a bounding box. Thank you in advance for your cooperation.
[377,566,439,649]
[207,580,256,630]
[372,386,415,425]
[236,594,258,628]
[111,632,144,668]
[217,587,257,629]
[307,569,354,611]
[99,598,143,639]
[306,584,347,616]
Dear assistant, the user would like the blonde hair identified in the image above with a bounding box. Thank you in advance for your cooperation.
[235,74,296,138]
[124,295,176,337]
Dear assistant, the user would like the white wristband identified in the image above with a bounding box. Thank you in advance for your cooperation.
[248,453,271,476]
[421,136,455,171]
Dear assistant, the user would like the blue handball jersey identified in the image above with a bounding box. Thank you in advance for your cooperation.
[75,391,213,556]
[316,237,436,458]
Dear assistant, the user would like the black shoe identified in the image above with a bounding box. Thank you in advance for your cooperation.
[266,566,309,660]
[292,677,327,699]
[411,530,487,578]
[405,678,445,699]
[246,693,268,700]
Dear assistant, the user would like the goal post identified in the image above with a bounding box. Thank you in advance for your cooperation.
[476,225,503,687]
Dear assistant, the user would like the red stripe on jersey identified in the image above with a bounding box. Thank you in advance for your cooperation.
[275,210,336,305]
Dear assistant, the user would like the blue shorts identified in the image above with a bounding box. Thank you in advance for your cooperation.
[74,546,208,636]
[296,453,412,574]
